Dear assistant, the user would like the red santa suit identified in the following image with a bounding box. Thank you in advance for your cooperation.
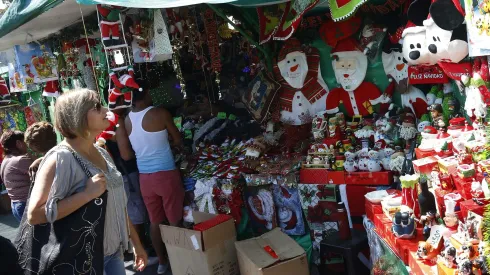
[273,38,329,125]
[326,38,381,117]
[0,76,11,102]
[108,66,139,109]
[97,112,119,145]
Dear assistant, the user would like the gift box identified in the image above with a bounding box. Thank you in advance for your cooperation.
[413,156,439,176]
[438,156,459,175]
[395,237,423,265]
[415,148,437,159]
[345,185,376,217]
[381,200,401,220]
[365,199,384,221]
[452,174,473,200]
[344,171,392,185]
[382,221,397,250]
[299,169,345,184]
[457,164,476,179]
[460,199,489,218]
[435,189,463,217]
[374,213,391,232]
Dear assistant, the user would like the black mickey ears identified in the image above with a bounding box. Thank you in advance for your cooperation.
[407,0,432,26]
[430,0,465,30]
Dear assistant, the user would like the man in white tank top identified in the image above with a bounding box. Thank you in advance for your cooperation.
[117,79,184,274]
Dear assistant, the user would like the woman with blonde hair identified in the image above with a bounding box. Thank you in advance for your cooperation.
[16,89,147,275]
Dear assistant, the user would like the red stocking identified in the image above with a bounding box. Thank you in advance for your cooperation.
[401,181,420,217]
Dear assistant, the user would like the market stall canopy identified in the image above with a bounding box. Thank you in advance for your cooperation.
[0,0,96,51]
[77,0,236,8]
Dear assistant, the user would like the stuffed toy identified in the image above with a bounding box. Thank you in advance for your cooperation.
[0,76,11,103]
[417,240,443,263]
[108,66,140,109]
[97,4,125,47]
[462,57,490,121]
[381,37,428,118]
[358,24,387,61]
[325,38,382,118]
[96,111,119,146]
[273,38,329,126]
[402,21,430,66]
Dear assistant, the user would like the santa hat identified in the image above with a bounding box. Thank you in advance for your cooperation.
[43,80,60,98]
[401,21,426,41]
[320,16,362,48]
[331,38,363,57]
[374,139,387,150]
[423,126,437,134]
[277,38,303,62]
[388,25,406,45]
[402,113,415,127]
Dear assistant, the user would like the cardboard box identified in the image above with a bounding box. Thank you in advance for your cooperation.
[299,169,345,184]
[235,228,309,275]
[344,171,392,185]
[160,212,239,275]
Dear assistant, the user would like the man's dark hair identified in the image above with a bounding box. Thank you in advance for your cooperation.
[0,130,24,155]
[25,122,57,154]
[132,78,150,102]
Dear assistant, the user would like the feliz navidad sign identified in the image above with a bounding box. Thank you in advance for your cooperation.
[408,65,449,84]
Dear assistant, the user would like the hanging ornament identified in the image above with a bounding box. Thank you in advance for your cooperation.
[218,23,234,39]
[216,71,222,100]
[203,9,221,73]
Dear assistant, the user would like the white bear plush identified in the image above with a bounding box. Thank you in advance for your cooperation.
[423,17,468,64]
[402,26,430,66]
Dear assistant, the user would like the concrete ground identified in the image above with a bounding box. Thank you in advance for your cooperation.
[0,213,168,275]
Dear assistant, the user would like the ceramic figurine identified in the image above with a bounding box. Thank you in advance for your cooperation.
[357,148,369,171]
[429,104,446,129]
[328,117,339,139]
[418,177,438,239]
[458,259,474,275]
[440,245,457,269]
[471,178,484,199]
[344,150,358,172]
[417,241,440,263]
[392,210,416,239]
[442,199,459,240]
[381,146,395,170]
[367,150,382,172]
[474,242,489,275]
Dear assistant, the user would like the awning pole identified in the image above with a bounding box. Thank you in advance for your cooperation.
[206,4,272,72]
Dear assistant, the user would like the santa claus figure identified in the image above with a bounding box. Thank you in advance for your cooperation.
[325,38,382,118]
[273,38,329,125]
[247,189,276,230]
[278,207,298,231]
[0,76,11,103]
[96,111,119,146]
[108,66,140,109]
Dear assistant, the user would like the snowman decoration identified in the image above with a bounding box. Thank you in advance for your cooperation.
[367,149,382,172]
[273,38,329,125]
[325,38,383,118]
[381,35,428,119]
[381,146,395,171]
[344,150,358,172]
[357,148,369,171]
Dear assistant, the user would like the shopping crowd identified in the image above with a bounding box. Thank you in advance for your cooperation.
[0,79,184,275]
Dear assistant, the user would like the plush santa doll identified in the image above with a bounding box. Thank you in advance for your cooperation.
[42,80,60,98]
[97,4,125,47]
[0,76,11,103]
[108,66,140,109]
[96,111,119,146]
[325,38,382,118]
[273,39,329,126]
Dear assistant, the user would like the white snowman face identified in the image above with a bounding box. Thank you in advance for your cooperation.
[332,51,367,91]
[383,148,395,157]
[277,51,308,89]
[368,150,379,159]
[402,27,430,66]
[382,49,408,84]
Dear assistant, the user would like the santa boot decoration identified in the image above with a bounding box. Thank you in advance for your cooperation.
[0,76,11,103]
[476,57,490,106]
[123,89,132,107]
[43,80,60,98]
